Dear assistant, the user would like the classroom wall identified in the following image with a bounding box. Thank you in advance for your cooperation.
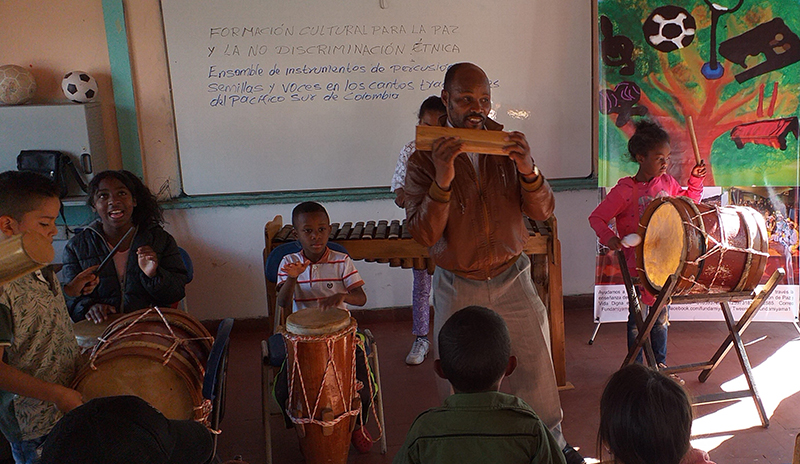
[6,0,599,321]
[0,0,122,170]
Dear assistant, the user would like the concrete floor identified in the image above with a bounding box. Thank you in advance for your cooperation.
[211,301,800,464]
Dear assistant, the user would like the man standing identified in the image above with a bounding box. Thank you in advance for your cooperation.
[404,62,583,464]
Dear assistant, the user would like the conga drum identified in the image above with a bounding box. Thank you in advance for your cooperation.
[637,197,769,296]
[281,308,360,464]
[72,307,213,421]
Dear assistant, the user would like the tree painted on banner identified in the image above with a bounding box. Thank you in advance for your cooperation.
[598,1,800,187]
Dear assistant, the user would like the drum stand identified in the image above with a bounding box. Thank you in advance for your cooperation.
[620,249,785,428]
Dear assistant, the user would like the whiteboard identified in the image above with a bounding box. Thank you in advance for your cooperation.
[161,0,593,195]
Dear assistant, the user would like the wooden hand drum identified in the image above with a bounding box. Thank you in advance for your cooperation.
[637,197,769,296]
[281,308,359,464]
[72,307,213,421]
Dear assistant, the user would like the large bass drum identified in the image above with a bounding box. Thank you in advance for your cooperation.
[636,197,769,296]
[72,307,213,421]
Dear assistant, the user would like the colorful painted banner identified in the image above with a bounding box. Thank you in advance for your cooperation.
[594,0,800,323]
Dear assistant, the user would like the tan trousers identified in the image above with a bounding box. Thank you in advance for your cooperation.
[432,253,566,449]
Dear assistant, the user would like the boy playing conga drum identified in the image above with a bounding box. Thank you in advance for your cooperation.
[274,201,374,454]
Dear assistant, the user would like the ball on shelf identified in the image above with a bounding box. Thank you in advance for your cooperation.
[0,64,37,105]
[62,71,98,103]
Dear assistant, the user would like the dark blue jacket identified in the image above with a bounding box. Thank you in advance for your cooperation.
[62,220,188,322]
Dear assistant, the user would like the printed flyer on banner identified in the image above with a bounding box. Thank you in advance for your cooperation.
[593,0,800,325]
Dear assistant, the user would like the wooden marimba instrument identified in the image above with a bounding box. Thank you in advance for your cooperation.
[263,215,568,388]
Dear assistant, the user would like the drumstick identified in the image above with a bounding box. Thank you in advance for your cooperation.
[687,116,703,166]
[94,227,135,275]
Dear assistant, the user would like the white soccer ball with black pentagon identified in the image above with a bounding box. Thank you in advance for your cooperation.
[0,64,37,105]
[642,5,696,53]
[62,71,98,103]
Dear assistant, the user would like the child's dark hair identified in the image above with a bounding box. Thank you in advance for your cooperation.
[628,120,670,161]
[438,306,510,393]
[291,201,329,226]
[598,364,692,464]
[0,171,60,221]
[418,95,446,120]
[87,170,163,227]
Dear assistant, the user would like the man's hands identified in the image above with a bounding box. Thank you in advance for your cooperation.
[431,131,538,189]
[63,266,100,297]
[431,136,464,190]
[85,303,116,324]
[504,131,537,179]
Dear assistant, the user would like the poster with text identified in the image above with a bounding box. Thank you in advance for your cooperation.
[594,0,800,324]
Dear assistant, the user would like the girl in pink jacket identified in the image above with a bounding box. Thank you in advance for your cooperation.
[589,120,706,366]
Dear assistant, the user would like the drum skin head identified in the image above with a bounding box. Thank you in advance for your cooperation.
[72,315,122,349]
[643,202,686,289]
[75,356,195,420]
[286,308,352,335]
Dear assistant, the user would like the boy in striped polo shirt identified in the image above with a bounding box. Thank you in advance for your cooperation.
[274,201,374,453]
[276,201,366,314]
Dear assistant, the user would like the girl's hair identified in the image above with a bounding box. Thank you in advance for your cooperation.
[86,170,163,227]
[628,119,669,161]
[598,364,692,464]
[418,95,446,120]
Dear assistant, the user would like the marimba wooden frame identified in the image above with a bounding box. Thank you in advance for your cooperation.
[263,214,569,389]
[619,248,785,428]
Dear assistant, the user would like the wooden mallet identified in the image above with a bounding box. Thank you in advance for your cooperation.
[687,116,703,166]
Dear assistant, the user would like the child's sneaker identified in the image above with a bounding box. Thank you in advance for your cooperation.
[405,336,430,365]
[351,425,373,453]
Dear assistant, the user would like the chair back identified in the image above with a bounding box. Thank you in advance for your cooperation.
[263,214,349,334]
[203,318,234,461]
[178,247,194,284]
[264,240,349,284]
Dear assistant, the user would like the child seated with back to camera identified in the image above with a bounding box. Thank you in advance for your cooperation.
[274,201,374,453]
[599,363,715,464]
[0,171,100,464]
[394,306,566,464]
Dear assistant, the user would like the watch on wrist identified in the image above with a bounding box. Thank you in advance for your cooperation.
[523,165,540,179]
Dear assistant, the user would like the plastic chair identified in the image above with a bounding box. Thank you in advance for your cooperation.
[204,317,234,463]
[263,240,348,330]
[173,247,194,312]
[179,247,194,284]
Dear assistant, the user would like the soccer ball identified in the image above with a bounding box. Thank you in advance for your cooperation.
[0,64,37,105]
[62,71,98,103]
[642,6,696,53]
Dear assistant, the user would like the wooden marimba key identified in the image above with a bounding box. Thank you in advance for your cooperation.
[270,217,554,275]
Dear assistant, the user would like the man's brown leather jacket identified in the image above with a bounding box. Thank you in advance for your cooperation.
[404,118,555,280]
